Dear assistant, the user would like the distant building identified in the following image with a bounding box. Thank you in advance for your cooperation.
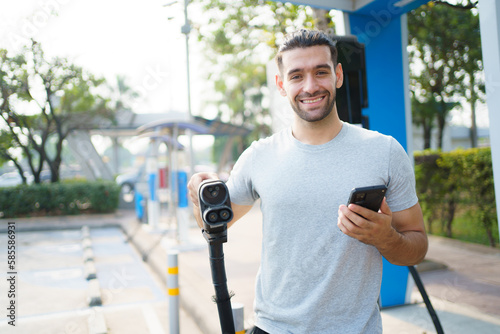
[412,125,490,152]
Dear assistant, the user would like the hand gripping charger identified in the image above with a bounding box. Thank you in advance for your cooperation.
[198,180,236,334]
[198,180,233,235]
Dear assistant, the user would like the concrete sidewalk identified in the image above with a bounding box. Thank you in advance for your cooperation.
[121,206,500,334]
[4,208,500,333]
[0,215,202,334]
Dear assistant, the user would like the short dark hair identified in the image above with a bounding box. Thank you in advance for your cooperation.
[275,29,338,76]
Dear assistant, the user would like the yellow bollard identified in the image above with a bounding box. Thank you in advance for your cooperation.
[167,250,179,334]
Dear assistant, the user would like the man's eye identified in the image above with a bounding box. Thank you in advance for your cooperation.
[290,75,301,80]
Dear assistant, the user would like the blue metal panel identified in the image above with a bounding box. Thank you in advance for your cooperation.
[135,192,144,220]
[353,0,429,16]
[278,0,428,16]
[380,257,410,307]
[148,173,156,201]
[349,13,407,149]
[177,170,189,208]
[349,11,413,307]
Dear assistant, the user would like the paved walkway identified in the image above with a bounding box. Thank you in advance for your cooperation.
[2,208,500,333]
[133,206,500,334]
[0,215,201,334]
[421,235,500,317]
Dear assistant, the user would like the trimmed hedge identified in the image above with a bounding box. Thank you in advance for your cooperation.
[414,147,498,247]
[0,180,120,218]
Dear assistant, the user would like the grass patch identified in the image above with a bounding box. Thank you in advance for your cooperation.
[428,210,499,248]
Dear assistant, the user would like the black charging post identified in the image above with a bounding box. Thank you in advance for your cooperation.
[408,266,445,334]
[199,180,236,334]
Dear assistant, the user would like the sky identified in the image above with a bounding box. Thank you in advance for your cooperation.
[0,0,489,130]
[0,0,203,116]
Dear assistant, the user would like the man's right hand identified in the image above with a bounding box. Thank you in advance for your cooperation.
[187,172,219,228]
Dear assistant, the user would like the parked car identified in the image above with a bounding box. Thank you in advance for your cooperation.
[0,172,34,187]
[40,170,52,183]
[115,167,147,204]
[116,171,139,194]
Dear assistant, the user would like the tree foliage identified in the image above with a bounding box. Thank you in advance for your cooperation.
[193,0,333,149]
[0,41,113,183]
[415,148,497,247]
[433,0,478,10]
[408,2,483,149]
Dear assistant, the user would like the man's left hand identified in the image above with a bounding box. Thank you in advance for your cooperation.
[337,198,396,248]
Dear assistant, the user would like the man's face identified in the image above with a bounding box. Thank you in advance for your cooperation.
[276,45,343,123]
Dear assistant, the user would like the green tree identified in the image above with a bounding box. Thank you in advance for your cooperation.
[193,0,333,152]
[109,74,139,112]
[0,41,113,183]
[408,2,483,149]
[459,148,496,247]
[411,95,437,150]
[415,148,496,246]
[433,0,478,10]
[452,12,484,148]
[0,130,27,182]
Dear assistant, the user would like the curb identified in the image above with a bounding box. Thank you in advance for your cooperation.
[88,307,107,334]
[87,279,102,307]
[80,226,108,334]
[427,234,500,255]
[0,213,212,333]
[416,259,448,273]
[84,261,97,280]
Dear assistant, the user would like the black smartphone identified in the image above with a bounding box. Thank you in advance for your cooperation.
[347,185,387,212]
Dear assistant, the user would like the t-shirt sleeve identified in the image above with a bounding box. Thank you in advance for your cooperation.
[226,143,260,206]
[386,138,418,212]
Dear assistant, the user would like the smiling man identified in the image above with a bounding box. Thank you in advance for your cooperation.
[188,29,427,334]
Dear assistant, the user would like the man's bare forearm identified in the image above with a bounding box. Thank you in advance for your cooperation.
[376,229,428,266]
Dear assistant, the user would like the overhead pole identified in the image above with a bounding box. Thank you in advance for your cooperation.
[164,0,196,236]
[181,0,196,178]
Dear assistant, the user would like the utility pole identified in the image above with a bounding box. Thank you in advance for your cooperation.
[180,0,196,177]
[164,0,196,176]
[181,0,192,120]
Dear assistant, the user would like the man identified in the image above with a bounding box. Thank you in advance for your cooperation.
[188,29,427,334]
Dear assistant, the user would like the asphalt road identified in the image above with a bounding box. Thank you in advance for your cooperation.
[0,225,201,334]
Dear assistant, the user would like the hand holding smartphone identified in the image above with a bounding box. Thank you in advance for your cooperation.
[347,185,387,212]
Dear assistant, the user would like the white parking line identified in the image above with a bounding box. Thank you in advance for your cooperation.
[142,304,166,334]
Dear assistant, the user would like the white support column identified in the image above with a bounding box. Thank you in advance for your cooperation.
[167,250,180,334]
[479,0,500,244]
[232,303,245,334]
[147,138,160,229]
[400,13,414,159]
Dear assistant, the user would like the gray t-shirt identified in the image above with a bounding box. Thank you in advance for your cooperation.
[227,122,418,334]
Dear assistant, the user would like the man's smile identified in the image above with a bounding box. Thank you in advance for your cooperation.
[300,96,325,104]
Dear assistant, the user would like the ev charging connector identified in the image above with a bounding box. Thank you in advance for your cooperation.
[199,180,233,242]
[198,180,236,334]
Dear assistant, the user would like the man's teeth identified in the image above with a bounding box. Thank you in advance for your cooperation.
[302,97,323,104]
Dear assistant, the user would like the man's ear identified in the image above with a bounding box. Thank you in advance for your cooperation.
[275,74,287,97]
[335,63,344,89]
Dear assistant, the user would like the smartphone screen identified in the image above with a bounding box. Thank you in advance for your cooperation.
[347,185,387,212]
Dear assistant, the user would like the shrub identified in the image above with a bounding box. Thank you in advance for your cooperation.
[0,180,119,218]
[415,148,497,247]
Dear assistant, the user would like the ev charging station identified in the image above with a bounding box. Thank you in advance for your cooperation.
[136,120,207,238]
[133,118,251,333]
[134,117,251,241]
